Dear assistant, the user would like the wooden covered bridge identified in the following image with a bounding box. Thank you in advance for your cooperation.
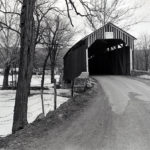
[63,22,136,81]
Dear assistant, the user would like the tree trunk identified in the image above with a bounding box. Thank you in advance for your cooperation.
[41,52,50,115]
[54,79,57,110]
[12,0,36,133]
[11,69,14,89]
[28,82,31,96]
[2,64,10,89]
[145,56,149,71]
[51,64,55,83]
[41,52,50,91]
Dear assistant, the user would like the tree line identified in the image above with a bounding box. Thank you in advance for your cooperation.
[134,34,150,71]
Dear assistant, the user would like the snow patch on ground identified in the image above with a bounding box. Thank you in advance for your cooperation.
[138,75,150,80]
[0,75,70,137]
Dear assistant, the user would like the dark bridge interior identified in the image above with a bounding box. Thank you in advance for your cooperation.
[88,39,130,75]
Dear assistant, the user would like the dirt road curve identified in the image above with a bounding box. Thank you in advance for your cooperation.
[7,76,150,150]
[95,76,150,150]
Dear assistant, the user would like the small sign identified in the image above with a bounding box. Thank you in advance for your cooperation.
[105,32,114,39]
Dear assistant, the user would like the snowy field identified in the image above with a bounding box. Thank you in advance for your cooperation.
[0,75,70,137]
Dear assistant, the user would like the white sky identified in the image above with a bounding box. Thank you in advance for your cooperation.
[64,0,150,44]
[129,0,150,38]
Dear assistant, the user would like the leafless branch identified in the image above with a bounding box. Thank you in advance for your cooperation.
[0,21,20,34]
[0,10,20,16]
[85,0,143,30]
[65,0,95,26]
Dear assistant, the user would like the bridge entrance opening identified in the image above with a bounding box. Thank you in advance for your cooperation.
[88,39,130,75]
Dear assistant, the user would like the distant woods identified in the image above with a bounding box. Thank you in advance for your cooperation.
[134,34,150,71]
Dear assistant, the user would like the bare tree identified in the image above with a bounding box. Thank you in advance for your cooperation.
[0,0,20,89]
[10,0,93,133]
[142,36,150,71]
[41,15,74,84]
[34,0,60,45]
[12,0,36,133]
[64,0,95,26]
[85,0,142,30]
[134,46,145,71]
[0,0,20,34]
[40,15,75,112]
[12,0,64,132]
[135,34,150,71]
[0,33,20,89]
[26,0,60,95]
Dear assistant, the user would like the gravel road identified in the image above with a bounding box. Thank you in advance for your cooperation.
[95,76,150,150]
[6,76,150,150]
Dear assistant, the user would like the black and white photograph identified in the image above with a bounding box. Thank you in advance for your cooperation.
[0,0,150,149]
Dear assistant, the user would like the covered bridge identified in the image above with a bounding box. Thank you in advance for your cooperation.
[64,22,136,81]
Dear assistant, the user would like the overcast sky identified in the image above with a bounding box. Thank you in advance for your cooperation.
[129,0,150,38]
[66,0,150,44]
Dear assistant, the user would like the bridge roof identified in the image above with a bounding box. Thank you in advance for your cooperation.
[64,22,136,59]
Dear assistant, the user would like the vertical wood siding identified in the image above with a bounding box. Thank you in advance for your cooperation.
[85,23,135,50]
